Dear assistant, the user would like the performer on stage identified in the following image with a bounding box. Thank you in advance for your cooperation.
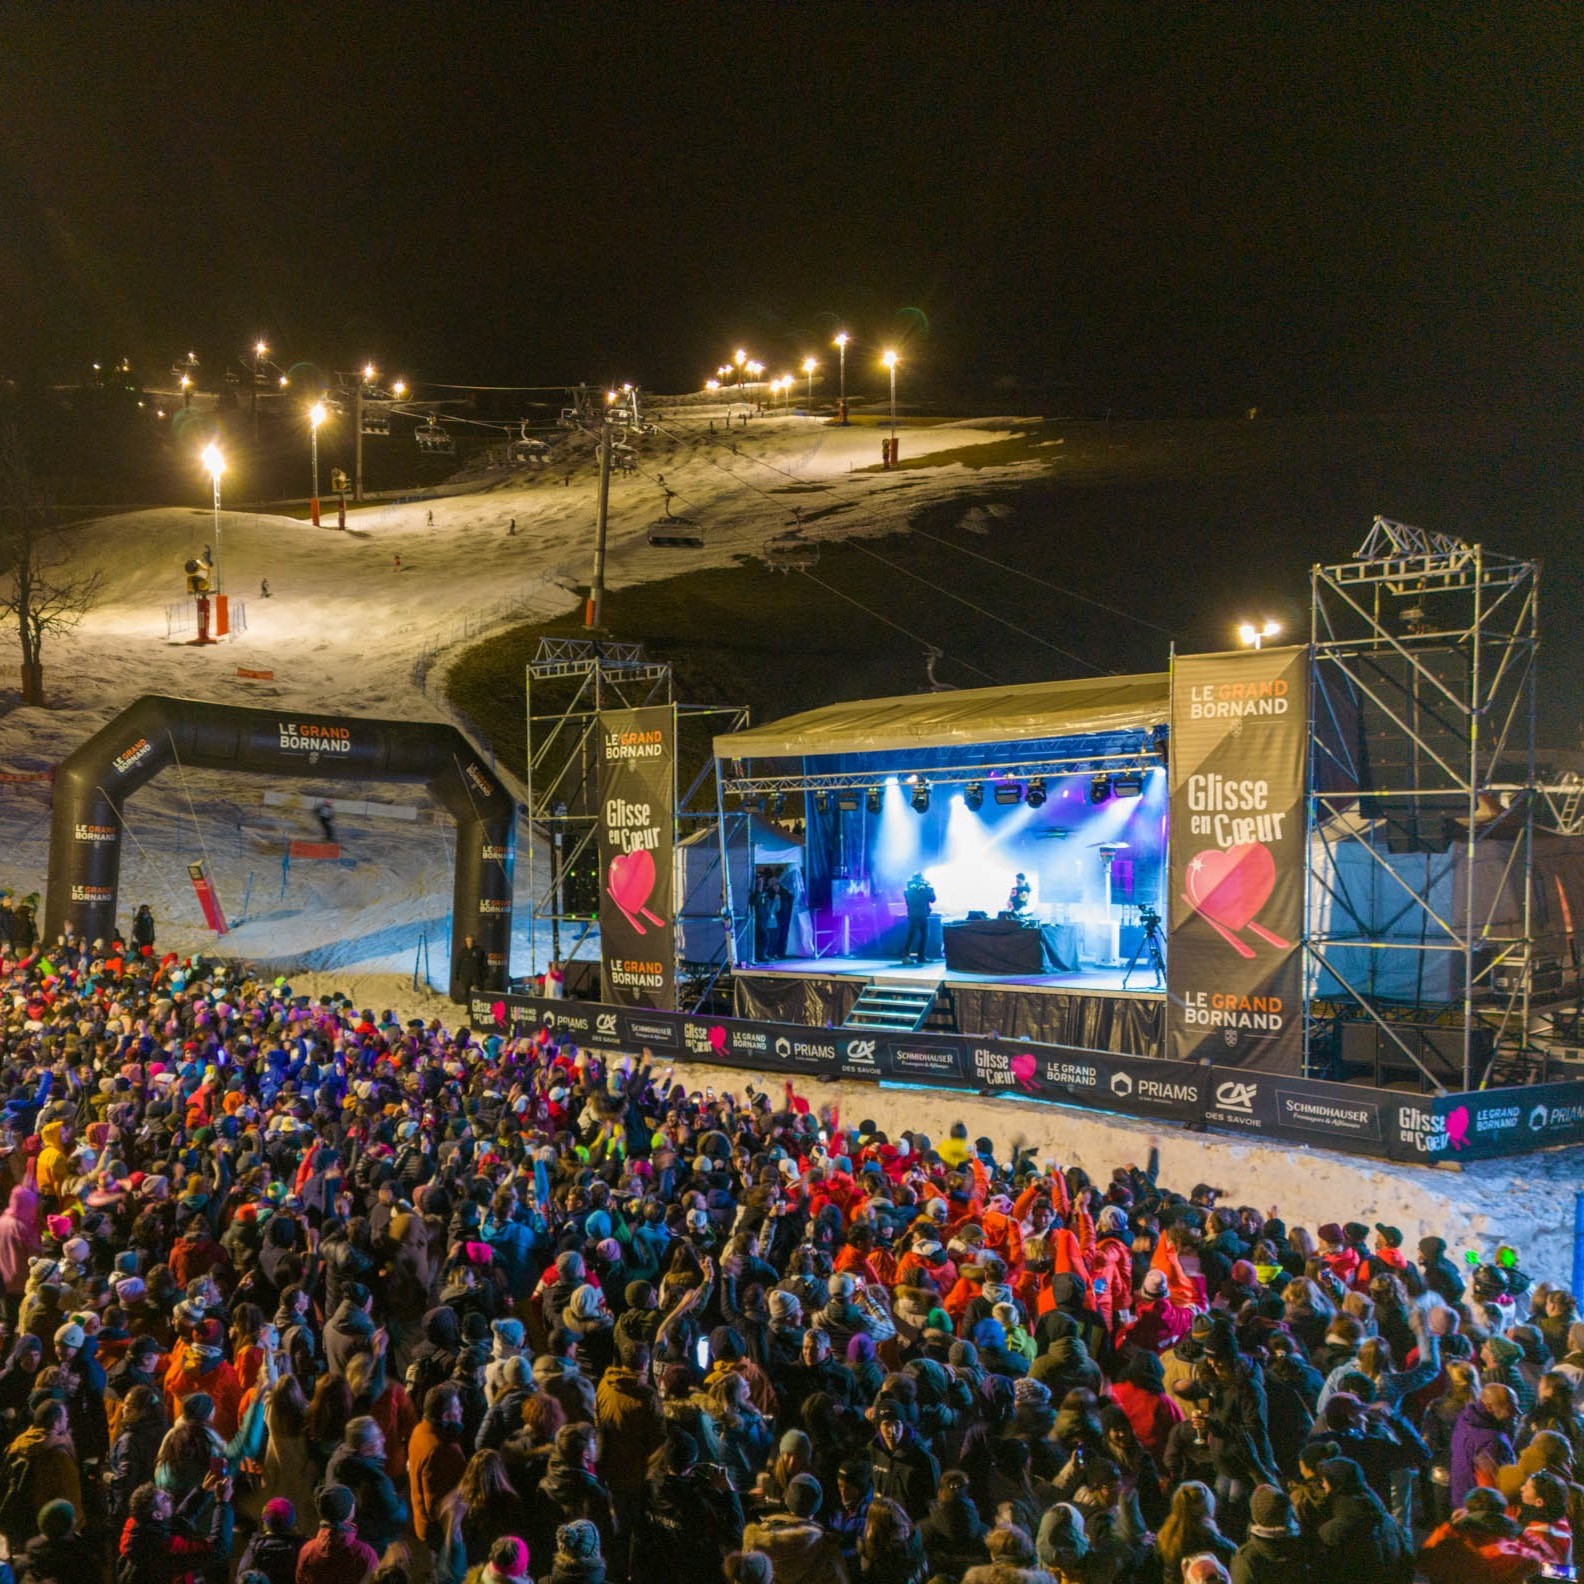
[1007,872,1031,915]
[903,871,936,963]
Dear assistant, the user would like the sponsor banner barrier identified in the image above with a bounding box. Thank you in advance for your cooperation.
[469,993,1485,1161]
[1167,646,1309,1069]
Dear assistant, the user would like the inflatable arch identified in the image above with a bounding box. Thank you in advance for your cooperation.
[46,695,516,1000]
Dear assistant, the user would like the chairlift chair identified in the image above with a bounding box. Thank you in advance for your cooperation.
[415,419,454,454]
[361,407,390,436]
[762,532,818,572]
[647,508,704,549]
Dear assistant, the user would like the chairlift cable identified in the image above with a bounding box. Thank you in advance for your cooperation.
[912,529,1178,638]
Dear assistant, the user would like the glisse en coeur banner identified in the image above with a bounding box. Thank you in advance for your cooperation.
[460,992,1551,1164]
[597,705,677,1011]
[1167,645,1309,1072]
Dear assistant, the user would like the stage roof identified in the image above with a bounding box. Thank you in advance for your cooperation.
[715,672,1171,760]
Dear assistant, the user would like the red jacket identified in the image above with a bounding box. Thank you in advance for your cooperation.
[1110,1377,1185,1462]
[295,1523,380,1584]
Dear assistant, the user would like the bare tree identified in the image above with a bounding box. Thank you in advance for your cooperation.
[0,421,102,705]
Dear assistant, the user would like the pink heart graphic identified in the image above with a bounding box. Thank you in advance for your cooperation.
[1185,843,1275,931]
[1444,1105,1470,1150]
[708,1025,729,1056]
[490,1000,506,1026]
[1010,1052,1038,1087]
[608,849,656,914]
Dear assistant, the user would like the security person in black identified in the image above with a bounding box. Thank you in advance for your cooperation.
[902,872,935,963]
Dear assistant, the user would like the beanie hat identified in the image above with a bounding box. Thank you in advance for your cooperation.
[625,1281,656,1311]
[490,1538,529,1577]
[317,1484,356,1525]
[491,1318,525,1351]
[768,1289,801,1323]
[53,1322,84,1352]
[1317,1222,1345,1246]
[828,1272,855,1300]
[786,1473,823,1518]
[568,1284,604,1321]
[36,1499,74,1539]
[1014,1377,1051,1406]
[556,1519,601,1561]
[729,1553,773,1584]
[263,1498,295,1530]
[182,1391,215,1423]
[1250,1484,1295,1532]
[1140,1269,1168,1299]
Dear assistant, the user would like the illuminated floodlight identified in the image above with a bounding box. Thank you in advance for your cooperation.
[1237,618,1281,649]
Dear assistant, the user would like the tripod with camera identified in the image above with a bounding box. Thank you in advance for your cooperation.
[1123,904,1167,989]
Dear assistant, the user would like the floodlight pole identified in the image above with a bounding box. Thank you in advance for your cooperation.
[586,413,613,629]
[354,383,365,503]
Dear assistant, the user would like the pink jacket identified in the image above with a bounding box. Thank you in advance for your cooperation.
[0,1183,42,1295]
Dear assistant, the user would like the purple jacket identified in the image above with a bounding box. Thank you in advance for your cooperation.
[0,1183,41,1295]
[1449,1398,1515,1506]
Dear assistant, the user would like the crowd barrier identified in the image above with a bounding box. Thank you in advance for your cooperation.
[468,993,1584,1166]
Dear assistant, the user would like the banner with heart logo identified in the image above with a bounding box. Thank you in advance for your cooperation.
[1167,646,1309,1068]
[598,704,677,1009]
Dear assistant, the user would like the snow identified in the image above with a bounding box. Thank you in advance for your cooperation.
[3,407,1576,1274]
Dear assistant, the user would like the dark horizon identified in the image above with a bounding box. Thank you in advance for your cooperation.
[4,9,1582,413]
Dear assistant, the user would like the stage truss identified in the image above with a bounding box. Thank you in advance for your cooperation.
[523,636,745,1007]
[1304,517,1538,1090]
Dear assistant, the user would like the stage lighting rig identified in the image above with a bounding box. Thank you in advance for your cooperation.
[1090,774,1112,804]
[994,782,1024,805]
[964,781,984,810]
[770,792,787,818]
[837,791,861,812]
[865,787,882,816]
[814,791,831,815]
[911,779,931,813]
[1026,777,1048,808]
[1112,771,1144,798]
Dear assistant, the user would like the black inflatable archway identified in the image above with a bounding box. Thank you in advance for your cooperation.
[46,694,516,1000]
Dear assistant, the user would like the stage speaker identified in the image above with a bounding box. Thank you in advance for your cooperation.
[1335,1019,1492,1087]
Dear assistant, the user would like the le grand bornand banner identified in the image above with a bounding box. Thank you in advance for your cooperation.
[1167,646,1308,1072]
[597,705,677,1011]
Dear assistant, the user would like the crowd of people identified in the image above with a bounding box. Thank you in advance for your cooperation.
[0,919,1574,1584]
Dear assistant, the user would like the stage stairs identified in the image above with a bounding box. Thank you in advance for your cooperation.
[843,979,941,1033]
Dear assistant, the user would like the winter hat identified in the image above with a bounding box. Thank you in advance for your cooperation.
[491,1318,525,1352]
[1485,1335,1522,1368]
[1140,1269,1168,1299]
[556,1520,601,1562]
[53,1322,84,1352]
[625,1281,657,1311]
[112,1275,146,1303]
[501,1356,533,1390]
[489,1538,530,1577]
[1097,1205,1128,1235]
[1250,1484,1295,1533]
[555,1251,585,1281]
[827,1272,855,1301]
[768,1290,801,1323]
[728,1553,773,1584]
[568,1284,605,1322]
[1014,1377,1051,1406]
[61,1238,89,1267]
[317,1485,356,1525]
[262,1499,295,1530]
[786,1473,823,1518]
[1317,1222,1345,1246]
[35,1498,74,1539]
[181,1392,215,1423]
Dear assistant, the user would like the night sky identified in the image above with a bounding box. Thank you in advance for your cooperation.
[4,8,1581,410]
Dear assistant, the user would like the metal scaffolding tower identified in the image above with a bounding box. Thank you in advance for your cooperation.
[523,636,745,1008]
[1305,517,1539,1091]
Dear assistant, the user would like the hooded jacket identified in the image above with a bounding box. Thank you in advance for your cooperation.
[740,1512,851,1584]
[0,1184,42,1295]
[322,1298,377,1380]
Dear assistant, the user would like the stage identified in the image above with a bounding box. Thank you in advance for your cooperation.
[733,954,1165,1055]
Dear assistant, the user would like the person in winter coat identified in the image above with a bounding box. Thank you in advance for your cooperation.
[962,1522,1057,1584]
[1311,1457,1411,1584]
[1030,1333,1102,1400]
[856,1495,927,1584]
[1,1401,80,1546]
[918,1469,990,1577]
[741,1472,850,1584]
[463,1534,532,1584]
[107,1386,167,1520]
[527,1422,615,1567]
[870,1401,940,1520]
[1230,1484,1314,1584]
[294,1484,379,1584]
[407,1384,468,1551]
[638,1430,745,1584]
[0,1178,42,1320]
[1108,1347,1184,1462]
[116,1474,234,1584]
[17,1497,97,1584]
[1419,1236,1467,1307]
[325,1416,409,1556]
[322,1287,377,1380]
[236,1498,304,1584]
[1450,1385,1520,1507]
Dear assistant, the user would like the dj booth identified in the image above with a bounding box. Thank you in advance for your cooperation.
[941,917,1080,975]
